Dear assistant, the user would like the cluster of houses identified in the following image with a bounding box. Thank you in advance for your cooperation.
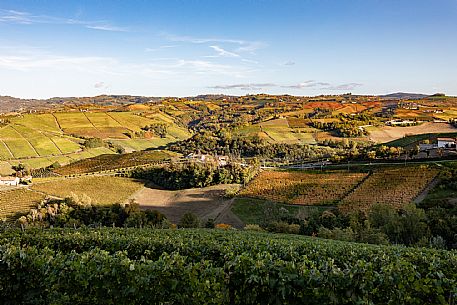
[0,175,32,186]
[185,153,230,166]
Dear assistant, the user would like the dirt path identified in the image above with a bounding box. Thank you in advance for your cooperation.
[127,184,243,226]
[414,177,440,204]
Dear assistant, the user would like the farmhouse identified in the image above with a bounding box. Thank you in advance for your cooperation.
[437,138,456,149]
[185,153,230,166]
[0,176,20,186]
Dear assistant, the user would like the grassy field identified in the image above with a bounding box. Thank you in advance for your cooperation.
[0,126,38,158]
[11,113,62,133]
[31,176,145,205]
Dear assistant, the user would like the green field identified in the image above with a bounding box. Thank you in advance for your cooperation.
[0,111,190,167]
[0,126,38,158]
[11,113,62,133]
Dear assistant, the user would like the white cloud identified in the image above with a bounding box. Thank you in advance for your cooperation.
[208,46,240,58]
[0,9,127,32]
[164,33,267,54]
[283,61,295,66]
[281,81,331,89]
[94,82,106,88]
[209,83,276,90]
[323,83,363,90]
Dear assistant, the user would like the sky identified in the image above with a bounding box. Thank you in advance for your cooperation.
[0,0,456,99]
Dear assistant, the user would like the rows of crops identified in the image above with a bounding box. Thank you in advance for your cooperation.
[240,170,367,205]
[0,189,45,219]
[53,150,174,175]
[31,176,145,205]
[340,166,439,213]
[0,124,81,160]
[0,228,455,304]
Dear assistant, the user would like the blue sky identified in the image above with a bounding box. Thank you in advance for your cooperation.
[0,0,456,98]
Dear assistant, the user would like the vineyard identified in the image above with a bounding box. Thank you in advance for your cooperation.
[0,189,45,219]
[240,170,367,205]
[0,228,455,304]
[31,176,145,205]
[53,150,174,175]
[339,166,439,213]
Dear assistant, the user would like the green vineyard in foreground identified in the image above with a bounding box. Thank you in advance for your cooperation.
[0,228,455,304]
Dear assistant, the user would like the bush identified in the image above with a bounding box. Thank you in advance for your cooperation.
[179,213,200,228]
[244,224,264,232]
[215,223,232,230]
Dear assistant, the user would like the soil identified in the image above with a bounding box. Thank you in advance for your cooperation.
[127,184,245,228]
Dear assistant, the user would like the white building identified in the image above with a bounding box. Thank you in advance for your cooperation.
[0,176,20,186]
[437,138,456,149]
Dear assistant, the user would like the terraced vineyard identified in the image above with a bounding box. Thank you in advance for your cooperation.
[0,189,46,219]
[240,170,367,205]
[339,166,439,213]
[31,176,145,204]
[53,150,175,175]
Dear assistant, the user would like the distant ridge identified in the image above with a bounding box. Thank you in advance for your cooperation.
[379,92,429,100]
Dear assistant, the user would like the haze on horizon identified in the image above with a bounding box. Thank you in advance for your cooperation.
[0,0,456,99]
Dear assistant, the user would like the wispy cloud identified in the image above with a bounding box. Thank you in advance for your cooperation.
[164,33,267,54]
[94,81,107,88]
[208,46,240,58]
[322,83,363,90]
[0,9,127,32]
[209,81,363,91]
[283,61,295,66]
[209,83,276,90]
[0,48,252,78]
[145,45,177,52]
[281,81,331,89]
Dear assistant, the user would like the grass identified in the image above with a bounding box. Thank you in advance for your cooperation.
[85,112,122,128]
[54,113,94,129]
[0,126,38,158]
[0,140,13,160]
[31,176,145,205]
[11,114,62,133]
[107,112,156,132]
[12,125,61,156]
[0,161,13,176]
[49,136,81,154]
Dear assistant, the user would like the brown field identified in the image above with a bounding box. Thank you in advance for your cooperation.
[340,166,439,214]
[129,184,241,225]
[240,171,367,205]
[368,122,457,143]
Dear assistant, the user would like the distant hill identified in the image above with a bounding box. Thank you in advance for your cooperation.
[379,92,429,100]
[0,95,159,113]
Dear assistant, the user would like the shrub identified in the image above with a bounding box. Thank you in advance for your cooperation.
[244,224,264,232]
[215,223,232,230]
[179,213,200,228]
